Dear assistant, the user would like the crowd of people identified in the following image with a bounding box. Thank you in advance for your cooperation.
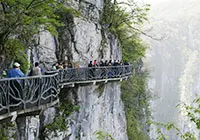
[88,59,129,67]
[0,62,42,79]
[87,59,143,74]
[0,58,143,79]
[0,59,142,107]
[49,59,131,71]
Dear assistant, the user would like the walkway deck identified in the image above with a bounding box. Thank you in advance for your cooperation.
[0,65,132,121]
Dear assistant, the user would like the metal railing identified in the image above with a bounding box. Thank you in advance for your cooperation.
[0,74,60,116]
[0,65,132,118]
[61,65,132,83]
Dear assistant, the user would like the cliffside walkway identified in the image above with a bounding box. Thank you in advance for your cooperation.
[0,65,132,121]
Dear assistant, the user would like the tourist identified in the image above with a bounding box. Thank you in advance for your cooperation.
[7,62,24,104]
[108,60,112,66]
[88,61,93,67]
[124,61,129,65]
[31,62,42,76]
[113,60,118,66]
[1,70,7,78]
[105,60,108,66]
[99,59,104,66]
[56,62,63,69]
[93,60,98,67]
[68,62,73,68]
[8,62,25,78]
[63,61,68,69]
[52,63,58,70]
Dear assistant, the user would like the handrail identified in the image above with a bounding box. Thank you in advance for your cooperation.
[0,65,133,120]
[0,73,59,81]
[60,65,132,83]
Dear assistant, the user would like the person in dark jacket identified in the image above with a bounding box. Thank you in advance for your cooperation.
[88,61,93,67]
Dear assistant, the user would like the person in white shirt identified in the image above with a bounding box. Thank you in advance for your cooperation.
[31,62,42,76]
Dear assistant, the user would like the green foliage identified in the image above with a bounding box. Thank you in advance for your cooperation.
[56,6,80,18]
[0,0,64,47]
[4,38,29,73]
[45,115,67,132]
[101,1,152,139]
[152,96,200,140]
[121,32,146,62]
[184,97,200,129]
[97,83,105,97]
[121,72,151,140]
[152,121,197,140]
[0,123,16,140]
[101,0,148,62]
[0,0,67,69]
[59,99,80,116]
[44,99,80,137]
[0,127,8,140]
[101,0,150,36]
[94,130,115,140]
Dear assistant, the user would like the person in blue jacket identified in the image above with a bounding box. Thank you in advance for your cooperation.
[8,62,25,78]
[7,62,25,104]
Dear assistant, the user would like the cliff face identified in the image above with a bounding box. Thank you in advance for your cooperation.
[42,83,127,140]
[31,0,121,68]
[14,0,127,140]
[69,83,127,140]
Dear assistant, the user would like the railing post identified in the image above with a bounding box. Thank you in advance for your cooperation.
[7,80,10,114]
[23,79,26,110]
[60,70,63,84]
[38,77,41,106]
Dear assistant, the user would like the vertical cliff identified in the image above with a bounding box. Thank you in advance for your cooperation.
[42,83,127,140]
[13,0,128,140]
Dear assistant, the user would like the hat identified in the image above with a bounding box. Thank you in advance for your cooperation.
[14,62,20,67]
[2,71,6,76]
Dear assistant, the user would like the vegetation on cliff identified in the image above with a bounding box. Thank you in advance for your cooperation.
[100,0,149,61]
[0,0,150,139]
[101,0,151,139]
[0,0,67,72]
[152,97,200,140]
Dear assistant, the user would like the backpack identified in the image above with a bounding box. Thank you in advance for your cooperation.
[28,69,33,76]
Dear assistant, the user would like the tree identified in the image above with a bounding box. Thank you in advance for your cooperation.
[0,0,65,72]
[100,0,149,62]
[101,0,150,37]
[101,1,151,139]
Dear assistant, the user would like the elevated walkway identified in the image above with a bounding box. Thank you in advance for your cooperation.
[0,65,132,121]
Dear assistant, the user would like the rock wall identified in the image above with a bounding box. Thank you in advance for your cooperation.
[14,0,127,139]
[29,0,121,68]
[68,83,127,140]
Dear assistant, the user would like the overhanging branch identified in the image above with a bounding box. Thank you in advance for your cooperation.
[125,22,164,40]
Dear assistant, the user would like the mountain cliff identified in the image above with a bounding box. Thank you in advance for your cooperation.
[12,0,127,139]
[0,0,150,139]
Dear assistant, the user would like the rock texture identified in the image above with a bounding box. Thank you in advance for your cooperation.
[69,83,127,140]
[29,0,121,68]
[14,0,127,139]
[42,83,127,140]
[12,0,128,140]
